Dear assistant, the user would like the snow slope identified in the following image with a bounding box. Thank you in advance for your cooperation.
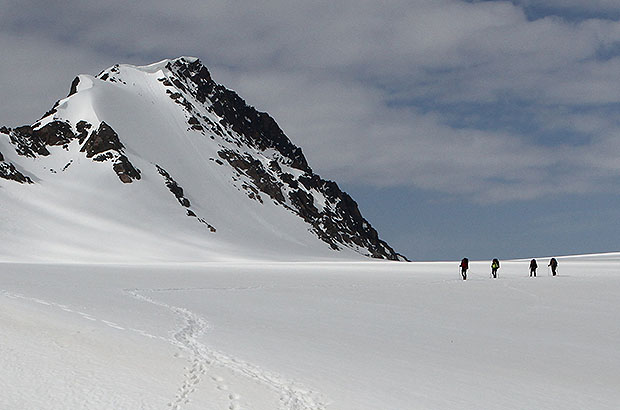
[1,255,619,410]
[0,57,401,263]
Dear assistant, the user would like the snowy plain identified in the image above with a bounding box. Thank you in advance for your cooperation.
[1,58,618,408]
[1,255,619,410]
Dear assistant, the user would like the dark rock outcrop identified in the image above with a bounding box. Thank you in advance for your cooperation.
[80,121,140,183]
[217,149,286,204]
[166,59,311,173]
[0,151,32,184]
[2,119,141,184]
[34,121,76,147]
[76,121,92,144]
[112,155,141,183]
[156,164,216,232]
[4,121,79,157]
[68,76,80,97]
[4,126,50,157]
[81,122,124,158]
[216,143,402,259]
[156,165,191,207]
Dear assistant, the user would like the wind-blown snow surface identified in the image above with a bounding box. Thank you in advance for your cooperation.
[2,255,620,409]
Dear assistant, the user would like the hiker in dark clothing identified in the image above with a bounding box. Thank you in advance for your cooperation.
[460,258,469,280]
[529,259,538,277]
[548,258,558,276]
[491,258,500,279]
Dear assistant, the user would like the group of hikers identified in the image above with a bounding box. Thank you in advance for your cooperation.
[459,257,558,280]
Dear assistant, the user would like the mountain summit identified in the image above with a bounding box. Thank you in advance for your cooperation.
[0,57,405,262]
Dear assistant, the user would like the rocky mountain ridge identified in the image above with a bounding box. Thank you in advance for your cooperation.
[0,57,405,261]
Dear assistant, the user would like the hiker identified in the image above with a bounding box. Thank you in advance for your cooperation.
[491,258,500,279]
[529,259,538,277]
[460,258,469,280]
[548,258,558,276]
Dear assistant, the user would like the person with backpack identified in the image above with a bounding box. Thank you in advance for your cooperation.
[460,258,469,280]
[548,258,558,276]
[529,259,538,277]
[491,258,500,279]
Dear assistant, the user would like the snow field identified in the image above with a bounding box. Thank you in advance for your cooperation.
[1,58,371,264]
[1,256,619,409]
[0,292,180,409]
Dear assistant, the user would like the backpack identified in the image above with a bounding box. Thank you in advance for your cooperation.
[461,258,469,268]
[492,259,499,269]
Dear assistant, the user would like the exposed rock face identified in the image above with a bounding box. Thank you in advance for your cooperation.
[217,149,286,204]
[1,121,76,157]
[165,59,311,173]
[81,122,141,183]
[75,121,92,143]
[156,165,216,232]
[0,151,32,184]
[1,120,140,184]
[217,142,400,258]
[81,122,124,157]
[156,165,191,207]
[35,121,75,147]
[112,155,141,184]
[3,125,51,157]
[68,76,80,97]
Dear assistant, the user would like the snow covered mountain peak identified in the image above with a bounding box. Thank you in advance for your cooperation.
[0,57,405,263]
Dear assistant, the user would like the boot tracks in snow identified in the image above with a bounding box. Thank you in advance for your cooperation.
[125,288,329,410]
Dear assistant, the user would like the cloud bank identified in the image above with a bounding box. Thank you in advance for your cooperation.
[2,0,620,202]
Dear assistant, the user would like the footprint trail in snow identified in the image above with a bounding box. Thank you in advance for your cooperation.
[0,287,328,410]
[126,288,328,410]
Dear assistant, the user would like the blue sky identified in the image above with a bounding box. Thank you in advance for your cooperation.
[1,0,619,260]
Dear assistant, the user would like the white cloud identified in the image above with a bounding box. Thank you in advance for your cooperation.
[216,67,620,203]
[2,0,620,202]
